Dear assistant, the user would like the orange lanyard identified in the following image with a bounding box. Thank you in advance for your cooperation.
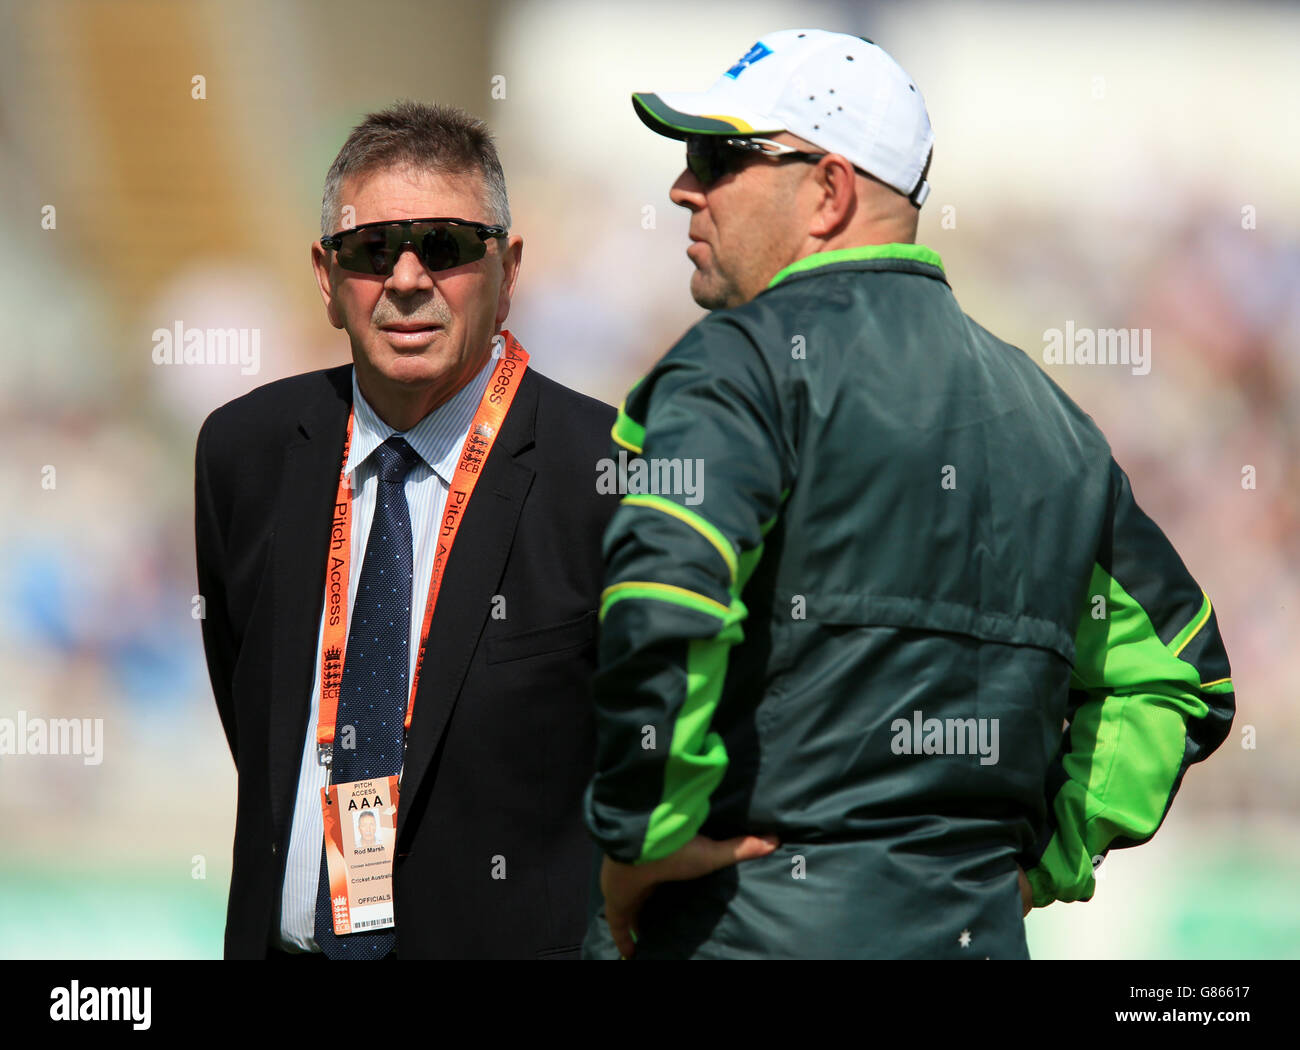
[316,332,529,762]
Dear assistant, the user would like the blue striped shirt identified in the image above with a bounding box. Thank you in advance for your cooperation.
[278,344,498,952]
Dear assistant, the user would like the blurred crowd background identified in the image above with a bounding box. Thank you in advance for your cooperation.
[1,0,1296,958]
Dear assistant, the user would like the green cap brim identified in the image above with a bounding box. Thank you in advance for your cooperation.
[631,93,772,139]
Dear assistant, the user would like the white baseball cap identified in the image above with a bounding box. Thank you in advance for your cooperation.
[632,29,934,206]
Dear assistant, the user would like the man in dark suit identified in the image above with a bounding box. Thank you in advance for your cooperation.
[194,101,616,959]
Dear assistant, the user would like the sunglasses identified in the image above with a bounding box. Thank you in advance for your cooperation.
[321,217,508,276]
[685,135,828,187]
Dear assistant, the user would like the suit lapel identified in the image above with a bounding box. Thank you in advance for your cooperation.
[396,368,539,846]
[267,367,352,842]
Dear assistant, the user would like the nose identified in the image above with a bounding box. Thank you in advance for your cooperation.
[670,167,707,211]
[385,242,434,293]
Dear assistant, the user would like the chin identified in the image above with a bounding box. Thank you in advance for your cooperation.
[690,277,730,312]
[689,271,714,306]
[694,258,756,308]
[365,355,444,392]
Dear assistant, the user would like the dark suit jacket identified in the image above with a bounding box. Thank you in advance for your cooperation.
[194,359,617,958]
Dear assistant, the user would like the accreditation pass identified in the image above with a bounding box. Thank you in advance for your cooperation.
[320,776,399,935]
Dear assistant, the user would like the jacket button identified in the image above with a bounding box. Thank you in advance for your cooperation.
[271,842,278,855]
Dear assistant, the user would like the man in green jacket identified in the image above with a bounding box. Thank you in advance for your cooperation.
[583,29,1235,959]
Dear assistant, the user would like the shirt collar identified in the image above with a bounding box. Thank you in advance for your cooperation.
[765,243,945,290]
[346,348,496,485]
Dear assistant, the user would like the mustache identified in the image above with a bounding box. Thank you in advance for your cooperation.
[371,300,450,327]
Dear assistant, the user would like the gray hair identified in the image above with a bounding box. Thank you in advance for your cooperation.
[320,100,510,237]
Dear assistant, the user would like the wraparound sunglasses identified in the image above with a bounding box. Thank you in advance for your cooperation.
[321,217,508,275]
[686,135,828,187]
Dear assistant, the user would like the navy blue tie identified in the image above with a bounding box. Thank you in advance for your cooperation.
[315,434,421,959]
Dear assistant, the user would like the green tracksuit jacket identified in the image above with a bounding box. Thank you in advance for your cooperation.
[581,243,1235,959]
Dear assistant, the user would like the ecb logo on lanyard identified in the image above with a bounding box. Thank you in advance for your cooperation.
[462,422,495,474]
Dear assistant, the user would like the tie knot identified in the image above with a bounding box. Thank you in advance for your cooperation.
[373,435,420,484]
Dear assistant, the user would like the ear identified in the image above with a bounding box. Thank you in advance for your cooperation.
[311,240,346,329]
[806,154,858,239]
[494,234,524,330]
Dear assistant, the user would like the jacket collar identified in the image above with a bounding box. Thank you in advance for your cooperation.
[765,242,946,290]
